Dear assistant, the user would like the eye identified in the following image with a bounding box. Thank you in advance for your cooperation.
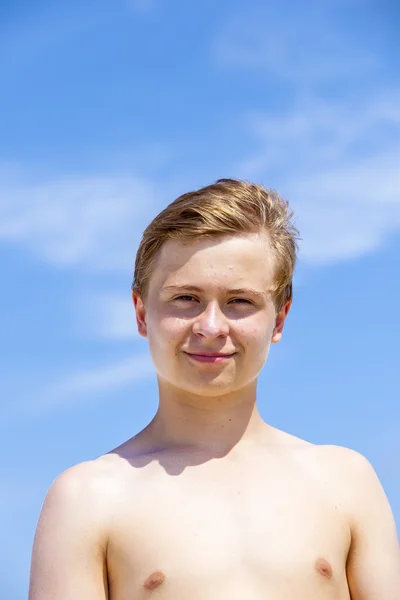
[174,295,197,302]
[229,298,253,305]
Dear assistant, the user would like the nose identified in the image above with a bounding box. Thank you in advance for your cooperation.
[192,301,230,340]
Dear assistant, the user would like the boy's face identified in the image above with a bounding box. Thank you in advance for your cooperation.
[133,233,290,398]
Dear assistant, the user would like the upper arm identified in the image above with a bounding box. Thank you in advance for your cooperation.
[345,451,400,600]
[29,462,110,600]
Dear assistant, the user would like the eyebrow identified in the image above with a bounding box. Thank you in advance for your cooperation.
[161,284,267,300]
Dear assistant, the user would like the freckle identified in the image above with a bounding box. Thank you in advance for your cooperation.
[143,571,166,590]
[315,558,333,579]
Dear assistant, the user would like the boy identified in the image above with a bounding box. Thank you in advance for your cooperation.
[29,179,399,599]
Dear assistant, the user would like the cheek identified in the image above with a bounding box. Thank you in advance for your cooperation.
[148,316,187,347]
[239,320,273,343]
[238,325,274,363]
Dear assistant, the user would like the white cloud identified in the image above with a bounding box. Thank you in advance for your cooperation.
[236,93,400,264]
[55,351,153,397]
[215,4,400,265]
[0,174,160,271]
[213,6,378,85]
[74,291,139,340]
[239,94,400,177]
[0,94,398,280]
[0,352,154,423]
[286,151,400,264]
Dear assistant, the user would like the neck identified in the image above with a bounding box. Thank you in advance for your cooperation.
[143,378,270,457]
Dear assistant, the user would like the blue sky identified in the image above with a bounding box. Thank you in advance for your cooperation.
[1,0,399,597]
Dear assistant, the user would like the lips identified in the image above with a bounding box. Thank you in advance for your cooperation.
[188,352,234,357]
[185,352,236,363]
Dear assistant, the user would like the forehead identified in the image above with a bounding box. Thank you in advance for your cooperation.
[149,233,275,292]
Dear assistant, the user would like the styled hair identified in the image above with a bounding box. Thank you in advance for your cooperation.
[133,178,300,311]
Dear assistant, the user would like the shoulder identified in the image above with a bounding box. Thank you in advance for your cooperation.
[30,459,124,598]
[48,456,119,495]
[304,443,379,483]
[309,444,377,478]
[316,449,400,597]
[42,457,125,528]
[39,456,131,549]
[306,445,390,516]
[274,430,374,477]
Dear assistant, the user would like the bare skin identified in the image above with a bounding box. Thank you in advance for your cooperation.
[101,426,382,600]
[29,233,400,599]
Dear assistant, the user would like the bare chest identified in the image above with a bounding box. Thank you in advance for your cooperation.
[106,464,351,600]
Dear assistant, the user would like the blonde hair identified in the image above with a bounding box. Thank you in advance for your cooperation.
[133,178,300,311]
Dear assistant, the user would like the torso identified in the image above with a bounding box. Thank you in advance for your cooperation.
[99,434,353,600]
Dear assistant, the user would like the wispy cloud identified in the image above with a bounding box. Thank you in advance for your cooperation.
[0,352,154,424]
[239,94,400,177]
[287,150,400,264]
[74,291,139,340]
[212,3,400,265]
[236,92,400,264]
[54,351,153,398]
[213,5,378,85]
[0,94,399,278]
[0,173,160,271]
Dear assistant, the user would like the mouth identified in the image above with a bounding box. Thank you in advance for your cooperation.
[184,352,236,364]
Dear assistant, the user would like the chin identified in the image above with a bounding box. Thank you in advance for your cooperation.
[175,373,254,398]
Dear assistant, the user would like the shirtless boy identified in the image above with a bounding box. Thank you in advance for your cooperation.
[29,179,399,599]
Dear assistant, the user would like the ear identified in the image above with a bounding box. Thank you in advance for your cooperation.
[132,288,148,338]
[271,300,291,344]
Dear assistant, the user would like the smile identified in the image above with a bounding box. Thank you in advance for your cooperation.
[185,353,236,363]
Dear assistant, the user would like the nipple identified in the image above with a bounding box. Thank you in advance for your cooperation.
[143,570,166,591]
[315,557,333,579]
